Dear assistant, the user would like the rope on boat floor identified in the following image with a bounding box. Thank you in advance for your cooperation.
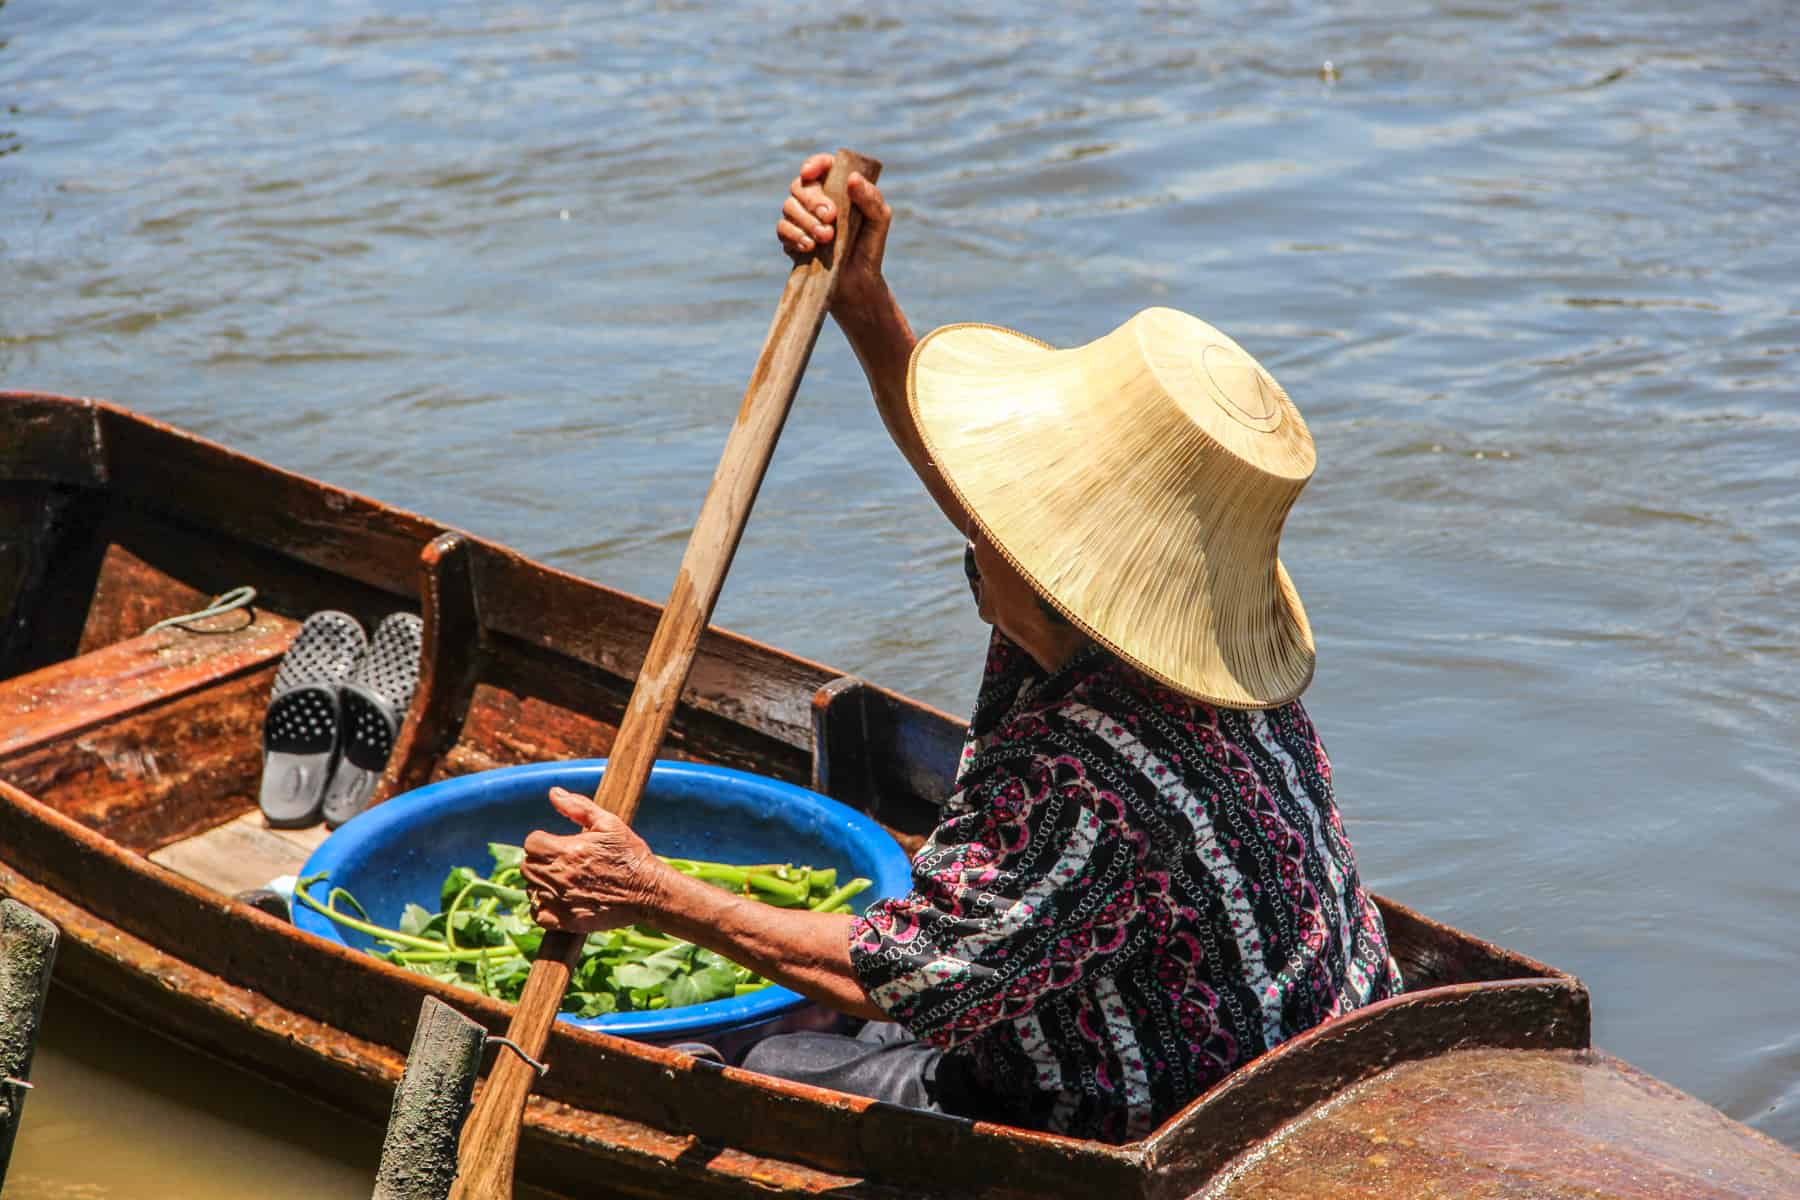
[143,585,259,635]
[488,1036,549,1078]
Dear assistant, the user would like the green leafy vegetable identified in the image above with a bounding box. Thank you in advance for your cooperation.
[295,845,870,1016]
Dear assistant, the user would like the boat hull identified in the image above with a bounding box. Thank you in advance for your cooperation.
[0,391,1794,1197]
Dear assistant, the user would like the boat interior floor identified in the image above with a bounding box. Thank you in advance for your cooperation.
[149,810,329,897]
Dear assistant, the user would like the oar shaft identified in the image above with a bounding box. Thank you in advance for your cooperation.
[445,946,567,1196]
[595,171,872,823]
[449,148,880,1200]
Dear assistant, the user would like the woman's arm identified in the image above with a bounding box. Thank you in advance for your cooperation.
[651,868,886,1020]
[522,788,887,1021]
[778,153,968,533]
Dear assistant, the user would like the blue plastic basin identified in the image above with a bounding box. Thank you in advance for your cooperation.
[293,760,913,1042]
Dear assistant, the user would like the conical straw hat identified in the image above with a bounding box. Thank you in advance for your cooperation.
[908,307,1316,709]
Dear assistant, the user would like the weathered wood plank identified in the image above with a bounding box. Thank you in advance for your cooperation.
[1139,977,1590,1198]
[464,540,837,753]
[0,485,109,678]
[1375,893,1563,990]
[0,393,105,488]
[0,487,73,674]
[374,533,482,807]
[149,810,329,897]
[443,645,812,786]
[1191,1048,1800,1200]
[66,505,404,656]
[76,540,220,656]
[0,610,296,757]
[0,662,275,852]
[810,675,959,844]
[97,404,434,601]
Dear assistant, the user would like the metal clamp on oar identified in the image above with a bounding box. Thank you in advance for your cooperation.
[486,1036,548,1079]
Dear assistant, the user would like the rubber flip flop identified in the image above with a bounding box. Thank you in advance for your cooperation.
[260,611,366,828]
[322,611,423,828]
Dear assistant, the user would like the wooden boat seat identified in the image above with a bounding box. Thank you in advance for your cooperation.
[0,610,298,852]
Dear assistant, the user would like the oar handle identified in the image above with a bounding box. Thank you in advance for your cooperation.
[448,147,880,1200]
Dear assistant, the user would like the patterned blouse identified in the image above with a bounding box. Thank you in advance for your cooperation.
[848,617,1404,1143]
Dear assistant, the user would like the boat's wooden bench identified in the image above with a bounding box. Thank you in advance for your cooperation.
[0,610,298,852]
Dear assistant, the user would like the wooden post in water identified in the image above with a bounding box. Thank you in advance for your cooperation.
[0,898,58,1185]
[373,997,488,1200]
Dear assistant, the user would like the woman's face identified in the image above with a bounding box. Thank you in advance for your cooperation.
[967,522,1036,638]
[967,519,1090,674]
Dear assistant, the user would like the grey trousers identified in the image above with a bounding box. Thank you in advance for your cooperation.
[738,1021,957,1113]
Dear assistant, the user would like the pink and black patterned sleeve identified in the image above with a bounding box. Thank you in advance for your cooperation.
[846,750,1152,1050]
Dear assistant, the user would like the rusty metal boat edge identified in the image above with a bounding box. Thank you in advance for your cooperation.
[0,390,1794,1198]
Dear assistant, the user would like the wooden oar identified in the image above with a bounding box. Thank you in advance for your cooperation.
[448,147,881,1200]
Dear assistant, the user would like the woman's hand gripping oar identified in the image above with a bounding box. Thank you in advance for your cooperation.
[447,148,881,1200]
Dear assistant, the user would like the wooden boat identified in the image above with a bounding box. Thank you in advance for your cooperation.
[1,388,1794,1199]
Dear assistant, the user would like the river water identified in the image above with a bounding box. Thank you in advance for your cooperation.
[2,1,1796,1194]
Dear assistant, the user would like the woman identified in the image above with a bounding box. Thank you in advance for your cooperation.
[522,153,1403,1143]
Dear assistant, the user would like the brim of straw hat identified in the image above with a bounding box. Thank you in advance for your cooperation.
[907,311,1316,709]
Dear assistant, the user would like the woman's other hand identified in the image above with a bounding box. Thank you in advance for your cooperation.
[775,151,892,313]
[521,787,666,933]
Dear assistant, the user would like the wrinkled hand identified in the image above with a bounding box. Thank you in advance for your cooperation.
[520,788,666,933]
[775,151,891,311]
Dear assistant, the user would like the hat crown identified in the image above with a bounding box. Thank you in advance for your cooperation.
[1130,307,1315,482]
[1198,342,1281,429]
[909,309,1318,708]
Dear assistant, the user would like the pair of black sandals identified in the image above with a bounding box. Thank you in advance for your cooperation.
[258,611,423,829]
